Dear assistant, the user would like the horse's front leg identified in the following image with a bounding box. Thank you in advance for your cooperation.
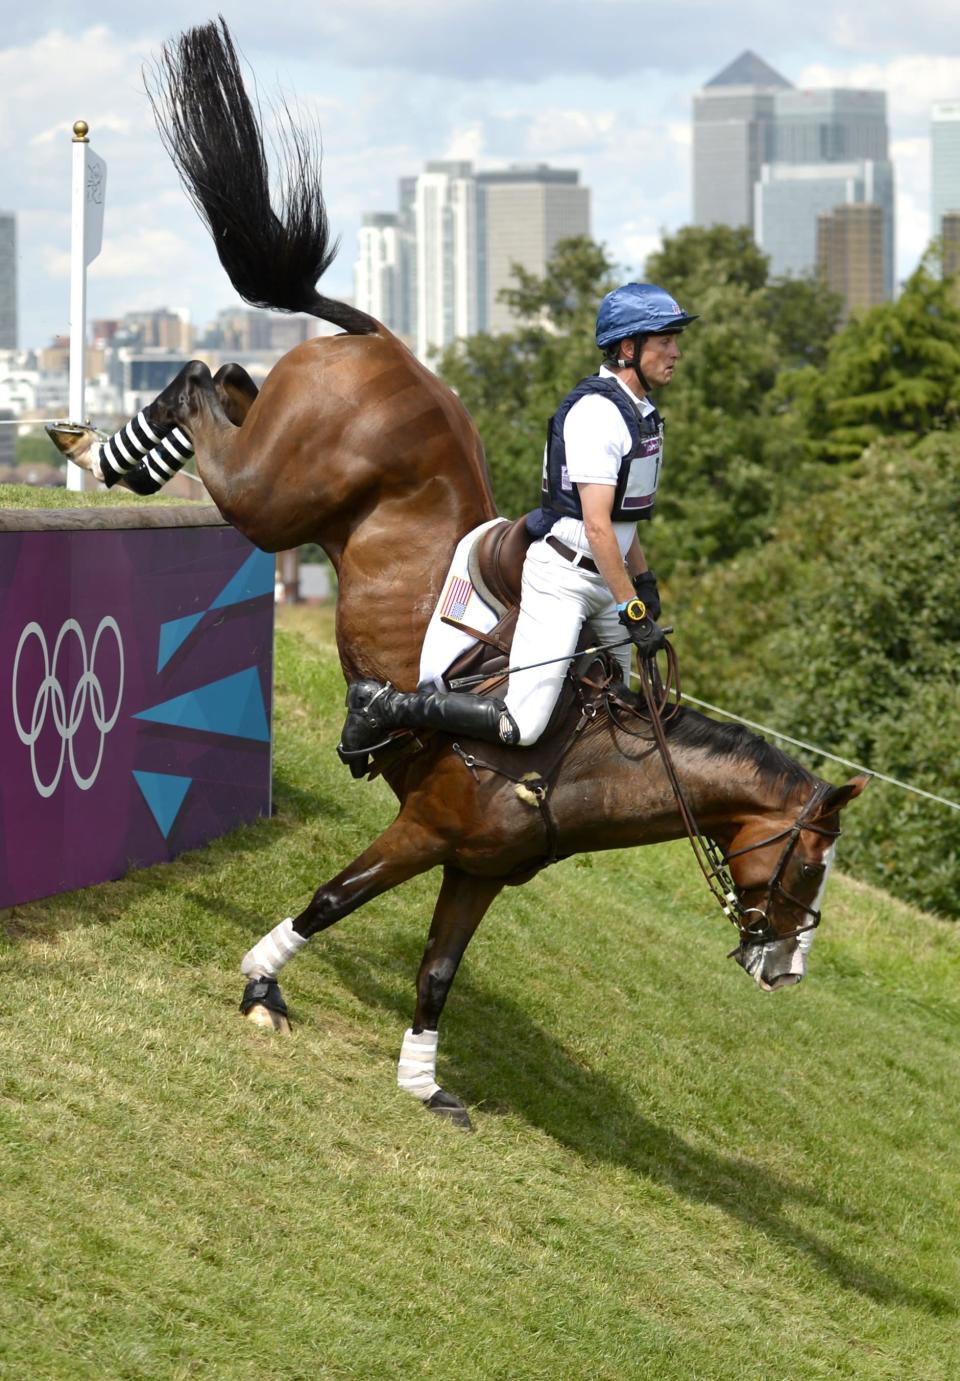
[399,866,504,1131]
[239,817,446,1032]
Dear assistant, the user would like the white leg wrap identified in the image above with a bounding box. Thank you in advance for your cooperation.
[397,1028,441,1102]
[240,917,308,978]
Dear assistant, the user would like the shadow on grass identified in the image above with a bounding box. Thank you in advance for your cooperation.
[321,932,954,1319]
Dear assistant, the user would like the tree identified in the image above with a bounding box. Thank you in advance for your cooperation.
[762,275,843,368]
[673,433,960,916]
[786,253,960,461]
[645,224,769,300]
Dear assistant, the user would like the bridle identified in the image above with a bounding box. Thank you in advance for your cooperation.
[712,783,841,945]
[633,652,842,948]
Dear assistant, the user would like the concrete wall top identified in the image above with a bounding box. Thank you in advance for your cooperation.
[0,503,228,532]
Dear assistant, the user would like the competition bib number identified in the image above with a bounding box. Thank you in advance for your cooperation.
[619,426,663,514]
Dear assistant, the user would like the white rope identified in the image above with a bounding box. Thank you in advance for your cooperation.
[630,671,960,813]
[0,418,69,426]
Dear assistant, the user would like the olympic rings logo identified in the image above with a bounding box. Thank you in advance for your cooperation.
[12,617,125,798]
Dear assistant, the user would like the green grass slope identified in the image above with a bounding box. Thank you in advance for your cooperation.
[1,613,958,1380]
[0,484,203,510]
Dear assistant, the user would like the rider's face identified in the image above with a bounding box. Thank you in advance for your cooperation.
[638,331,682,386]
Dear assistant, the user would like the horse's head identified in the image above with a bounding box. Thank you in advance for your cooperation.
[724,774,870,991]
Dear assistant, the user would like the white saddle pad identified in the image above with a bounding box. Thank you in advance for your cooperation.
[417,517,505,691]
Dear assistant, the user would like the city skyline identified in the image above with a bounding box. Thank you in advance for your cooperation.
[355,161,590,360]
[3,3,959,348]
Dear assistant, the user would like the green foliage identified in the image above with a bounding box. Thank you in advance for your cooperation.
[645,223,769,297]
[1,614,958,1378]
[762,275,844,368]
[674,434,960,916]
[786,256,960,461]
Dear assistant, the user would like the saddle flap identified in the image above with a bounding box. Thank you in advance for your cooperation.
[468,514,535,617]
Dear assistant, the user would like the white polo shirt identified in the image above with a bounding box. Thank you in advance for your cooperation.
[550,366,658,560]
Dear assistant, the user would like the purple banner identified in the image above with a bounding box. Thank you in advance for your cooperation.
[0,524,274,908]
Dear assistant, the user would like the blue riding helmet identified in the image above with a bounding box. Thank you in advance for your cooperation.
[596,282,699,349]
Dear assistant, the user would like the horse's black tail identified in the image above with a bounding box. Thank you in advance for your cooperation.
[146,18,376,335]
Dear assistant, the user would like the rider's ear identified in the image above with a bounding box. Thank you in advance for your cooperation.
[816,774,871,818]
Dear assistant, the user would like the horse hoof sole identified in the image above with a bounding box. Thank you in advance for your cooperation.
[244,1003,291,1034]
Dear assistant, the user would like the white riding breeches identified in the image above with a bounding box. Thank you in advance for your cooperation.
[503,540,633,746]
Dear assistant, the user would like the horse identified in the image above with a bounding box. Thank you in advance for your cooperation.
[52,20,868,1129]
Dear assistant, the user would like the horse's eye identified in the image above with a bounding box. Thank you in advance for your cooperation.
[802,862,825,879]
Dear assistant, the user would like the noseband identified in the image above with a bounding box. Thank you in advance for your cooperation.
[634,654,842,948]
[705,782,841,947]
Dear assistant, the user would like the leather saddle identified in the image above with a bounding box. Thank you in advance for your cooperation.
[442,515,533,690]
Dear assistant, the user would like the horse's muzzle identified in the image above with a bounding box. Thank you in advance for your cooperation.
[733,932,813,991]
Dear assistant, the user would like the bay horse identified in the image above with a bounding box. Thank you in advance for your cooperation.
[54,21,867,1128]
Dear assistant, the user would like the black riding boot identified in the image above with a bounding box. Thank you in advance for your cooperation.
[339,679,520,758]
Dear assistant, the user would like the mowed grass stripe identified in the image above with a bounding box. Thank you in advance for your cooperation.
[1,611,958,1380]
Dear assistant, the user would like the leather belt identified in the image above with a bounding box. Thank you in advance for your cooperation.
[546,534,599,574]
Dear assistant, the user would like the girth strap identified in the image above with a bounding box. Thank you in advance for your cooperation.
[450,663,612,865]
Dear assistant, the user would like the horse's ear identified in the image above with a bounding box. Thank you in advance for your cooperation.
[817,774,871,818]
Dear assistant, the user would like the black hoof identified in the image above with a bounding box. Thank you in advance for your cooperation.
[239,976,288,1018]
[426,1088,473,1131]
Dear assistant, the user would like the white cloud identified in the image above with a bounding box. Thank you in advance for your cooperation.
[444,124,485,161]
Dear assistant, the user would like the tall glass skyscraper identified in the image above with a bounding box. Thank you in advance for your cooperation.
[475,166,589,334]
[755,156,895,296]
[755,88,894,298]
[774,89,888,164]
[693,55,895,299]
[932,102,960,242]
[692,50,792,232]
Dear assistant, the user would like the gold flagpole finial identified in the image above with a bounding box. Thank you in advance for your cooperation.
[72,120,90,142]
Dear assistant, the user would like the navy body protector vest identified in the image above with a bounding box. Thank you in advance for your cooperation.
[526,375,664,539]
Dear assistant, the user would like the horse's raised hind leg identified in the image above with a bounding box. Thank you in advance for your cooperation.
[212,362,259,425]
[238,817,447,1033]
[46,360,213,489]
[399,866,505,1131]
[119,363,258,494]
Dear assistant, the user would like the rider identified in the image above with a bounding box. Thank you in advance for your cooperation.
[340,282,697,756]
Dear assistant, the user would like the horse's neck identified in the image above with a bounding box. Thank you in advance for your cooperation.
[674,747,810,848]
[572,739,810,852]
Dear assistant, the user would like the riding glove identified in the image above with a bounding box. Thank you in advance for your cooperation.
[617,598,668,660]
[631,569,661,621]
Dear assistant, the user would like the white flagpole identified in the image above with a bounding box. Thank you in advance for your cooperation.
[66,119,107,492]
[67,120,90,491]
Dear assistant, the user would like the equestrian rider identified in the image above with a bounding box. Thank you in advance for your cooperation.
[340,282,697,755]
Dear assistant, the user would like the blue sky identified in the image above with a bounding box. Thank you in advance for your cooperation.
[3,0,958,347]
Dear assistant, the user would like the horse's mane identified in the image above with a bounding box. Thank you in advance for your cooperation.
[665,705,816,796]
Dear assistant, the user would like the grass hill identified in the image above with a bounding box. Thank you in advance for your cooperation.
[2,610,958,1380]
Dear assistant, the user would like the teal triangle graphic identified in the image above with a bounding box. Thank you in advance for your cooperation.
[133,667,270,742]
[157,612,204,671]
[209,548,275,611]
[133,771,192,838]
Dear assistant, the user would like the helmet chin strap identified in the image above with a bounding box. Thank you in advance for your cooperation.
[617,334,652,393]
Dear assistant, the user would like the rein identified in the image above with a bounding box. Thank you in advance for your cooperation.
[632,651,840,947]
